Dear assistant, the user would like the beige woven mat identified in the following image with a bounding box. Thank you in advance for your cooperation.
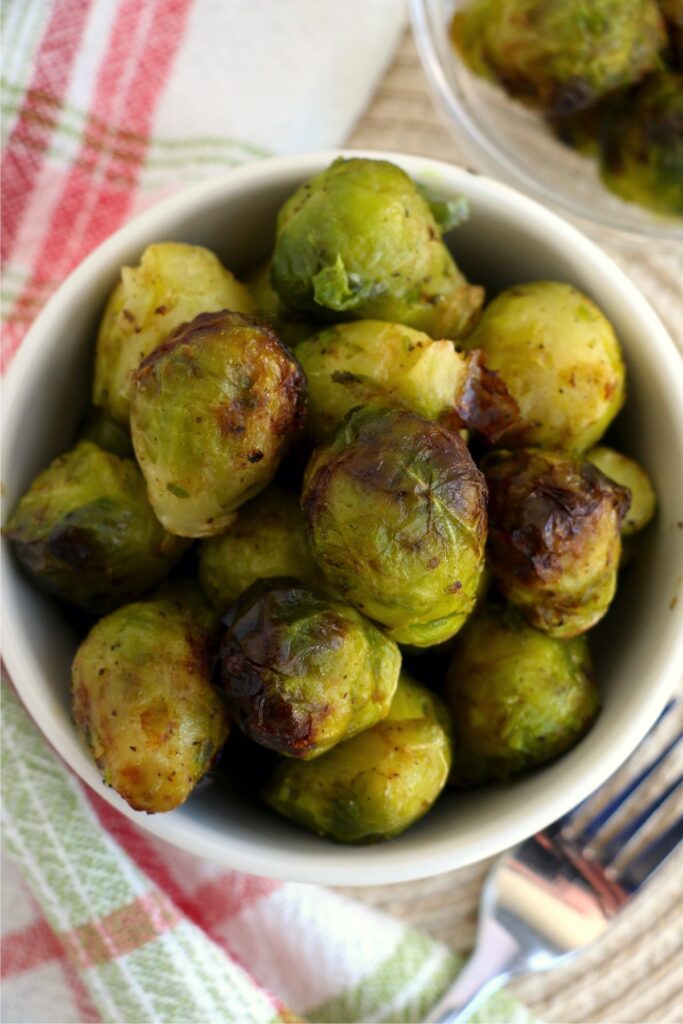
[335,31,683,1024]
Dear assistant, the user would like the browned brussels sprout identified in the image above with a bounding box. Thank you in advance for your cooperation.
[263,671,452,842]
[302,406,488,646]
[216,578,401,759]
[271,157,484,339]
[4,441,188,613]
[446,603,599,784]
[600,73,683,215]
[483,448,630,637]
[462,282,626,454]
[452,0,666,117]
[72,591,230,812]
[198,486,326,609]
[130,311,306,538]
[93,242,254,427]
[586,446,657,535]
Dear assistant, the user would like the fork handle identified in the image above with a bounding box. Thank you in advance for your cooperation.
[424,917,519,1023]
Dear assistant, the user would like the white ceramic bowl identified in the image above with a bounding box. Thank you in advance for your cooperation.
[3,151,683,885]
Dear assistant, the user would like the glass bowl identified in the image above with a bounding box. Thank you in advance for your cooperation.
[410,0,683,248]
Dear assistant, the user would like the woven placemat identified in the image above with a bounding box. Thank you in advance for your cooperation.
[337,30,683,1024]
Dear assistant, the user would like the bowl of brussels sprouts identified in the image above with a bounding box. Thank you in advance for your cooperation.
[411,0,683,244]
[3,151,683,885]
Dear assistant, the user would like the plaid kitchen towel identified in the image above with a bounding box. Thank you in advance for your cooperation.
[1,2,537,1022]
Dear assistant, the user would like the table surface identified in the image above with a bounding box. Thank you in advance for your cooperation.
[338,29,683,1024]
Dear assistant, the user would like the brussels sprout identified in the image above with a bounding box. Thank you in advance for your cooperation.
[93,242,254,427]
[483,448,630,637]
[446,603,599,784]
[72,591,229,812]
[303,407,488,647]
[198,486,325,609]
[130,310,306,538]
[246,261,316,348]
[294,320,468,442]
[217,578,401,759]
[600,73,683,215]
[452,0,666,117]
[586,446,657,535]
[263,671,452,842]
[271,158,484,339]
[4,441,188,612]
[77,406,133,458]
[462,282,626,453]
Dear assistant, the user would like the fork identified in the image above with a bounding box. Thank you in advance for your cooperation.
[424,701,683,1024]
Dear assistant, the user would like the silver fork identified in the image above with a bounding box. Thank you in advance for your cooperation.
[425,701,683,1024]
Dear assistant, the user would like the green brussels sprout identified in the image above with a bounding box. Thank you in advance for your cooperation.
[271,158,484,339]
[130,310,306,538]
[198,486,325,609]
[72,591,229,812]
[263,671,452,842]
[77,406,133,458]
[4,441,188,613]
[586,445,657,535]
[600,73,683,215]
[294,320,468,442]
[246,261,316,348]
[446,603,599,784]
[463,282,626,454]
[452,0,666,117]
[483,448,630,637]
[302,406,488,647]
[216,578,401,759]
[93,242,254,427]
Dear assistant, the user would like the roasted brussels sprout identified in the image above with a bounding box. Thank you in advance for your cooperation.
[77,406,133,458]
[483,448,630,637]
[263,671,452,842]
[130,311,306,538]
[600,73,683,215]
[586,446,657,535]
[452,0,666,117]
[303,407,488,646]
[4,441,188,612]
[446,603,599,784]
[72,591,230,812]
[93,242,254,426]
[462,282,626,453]
[271,158,484,339]
[246,261,315,348]
[198,486,325,609]
[217,578,401,759]
[294,320,468,442]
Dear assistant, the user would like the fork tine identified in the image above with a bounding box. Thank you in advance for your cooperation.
[575,729,682,843]
[655,698,677,724]
[599,774,683,863]
[617,816,683,892]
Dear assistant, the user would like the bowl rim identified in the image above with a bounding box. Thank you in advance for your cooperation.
[3,149,683,885]
[409,0,683,246]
